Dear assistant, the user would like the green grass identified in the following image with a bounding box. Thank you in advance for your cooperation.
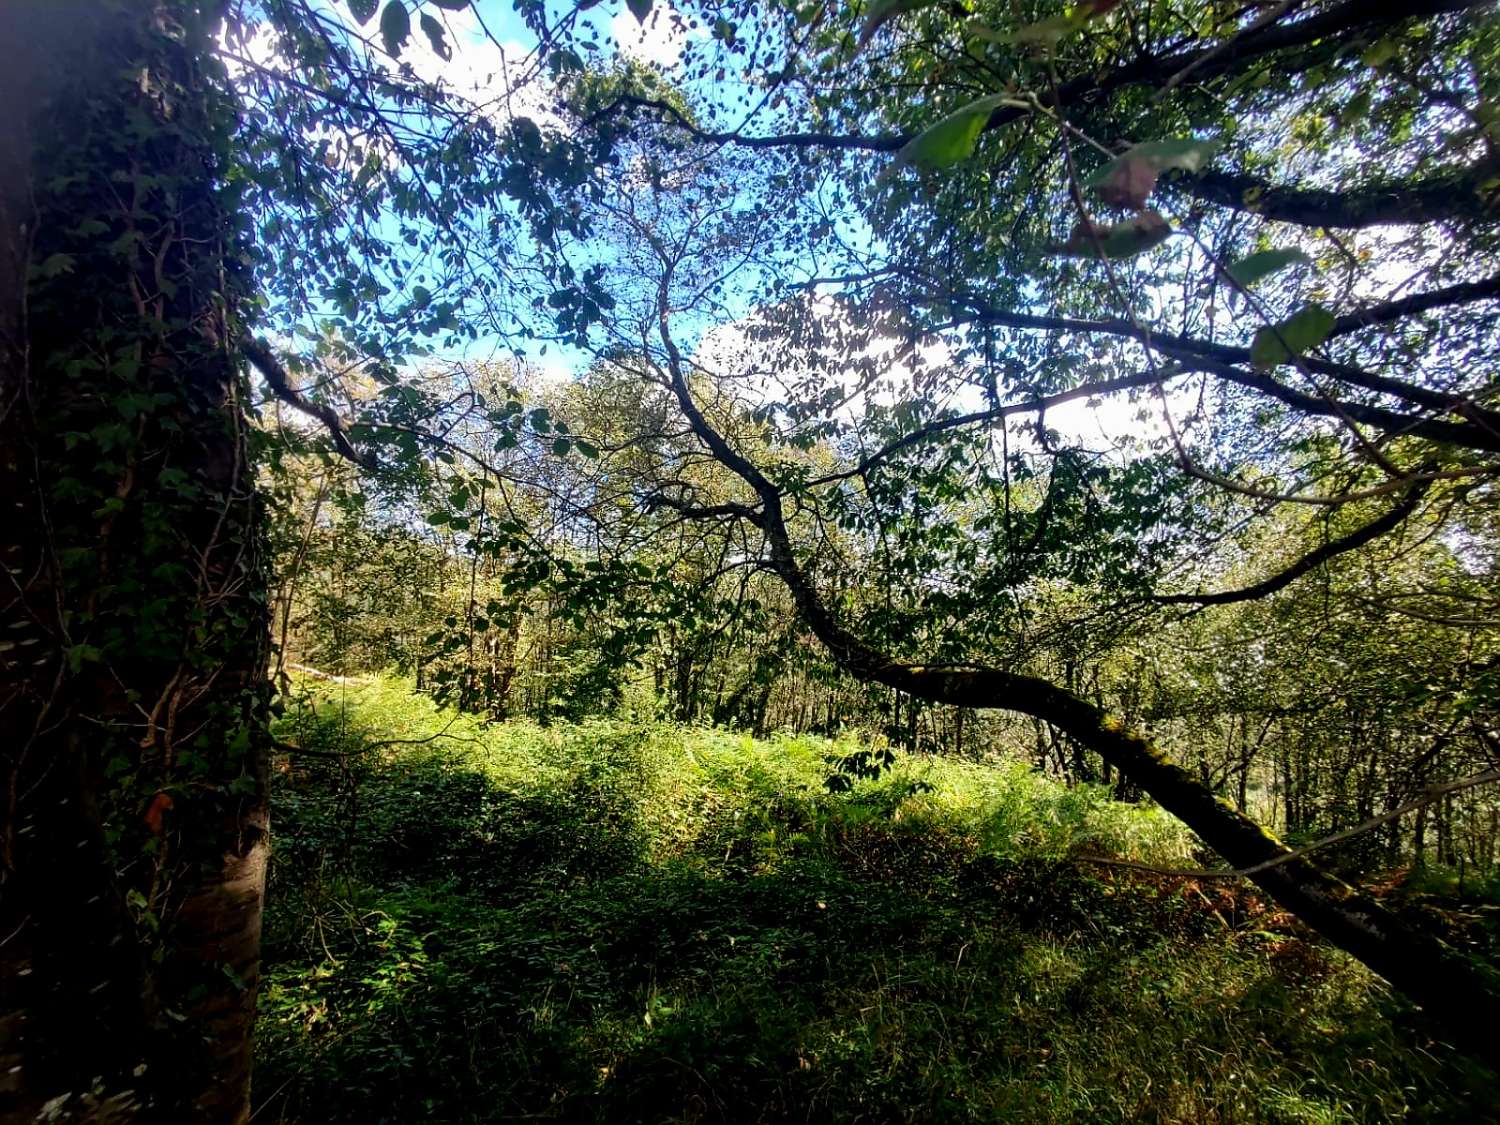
[256,677,1498,1123]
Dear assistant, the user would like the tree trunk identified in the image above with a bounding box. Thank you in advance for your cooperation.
[0,2,268,1121]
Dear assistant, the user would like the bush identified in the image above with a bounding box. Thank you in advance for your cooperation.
[256,677,1498,1123]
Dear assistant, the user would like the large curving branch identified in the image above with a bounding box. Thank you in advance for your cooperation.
[591,0,1492,229]
[1178,167,1500,228]
[1151,476,1431,606]
[650,291,1500,1066]
[948,297,1500,451]
[242,336,378,471]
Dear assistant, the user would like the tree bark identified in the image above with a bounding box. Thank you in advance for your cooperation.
[0,2,268,1121]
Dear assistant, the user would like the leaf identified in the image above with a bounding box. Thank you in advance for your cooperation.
[420,12,451,59]
[626,0,653,24]
[380,1,411,56]
[892,93,1013,171]
[1048,210,1172,259]
[1250,304,1336,369]
[1087,139,1219,207]
[1002,13,1079,46]
[971,0,1120,49]
[1093,155,1160,209]
[33,253,76,279]
[1225,248,1311,289]
[575,439,600,459]
[552,437,572,457]
[857,0,937,51]
[347,0,378,24]
[1123,138,1220,173]
[1362,38,1399,68]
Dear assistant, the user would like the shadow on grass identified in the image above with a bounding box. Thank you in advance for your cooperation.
[256,711,1500,1125]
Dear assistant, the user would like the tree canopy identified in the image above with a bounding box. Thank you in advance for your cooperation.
[6,0,1500,1117]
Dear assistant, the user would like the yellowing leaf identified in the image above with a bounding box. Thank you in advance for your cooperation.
[1087,139,1220,207]
[857,0,938,50]
[1094,156,1159,209]
[1049,210,1172,259]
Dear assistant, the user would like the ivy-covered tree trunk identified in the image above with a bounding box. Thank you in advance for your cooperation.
[0,2,268,1121]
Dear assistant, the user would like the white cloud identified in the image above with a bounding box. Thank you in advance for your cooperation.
[609,2,704,70]
[390,5,562,129]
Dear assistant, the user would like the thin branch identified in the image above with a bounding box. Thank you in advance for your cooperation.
[242,336,378,471]
[1151,476,1430,605]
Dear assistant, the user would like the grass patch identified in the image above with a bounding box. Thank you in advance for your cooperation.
[256,677,1498,1123]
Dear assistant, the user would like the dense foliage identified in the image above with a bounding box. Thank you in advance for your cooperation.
[8,0,1500,1118]
[258,679,1500,1123]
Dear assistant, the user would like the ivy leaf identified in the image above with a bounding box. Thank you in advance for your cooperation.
[1362,38,1399,68]
[347,0,378,24]
[419,12,451,59]
[626,0,653,24]
[1048,210,1172,259]
[380,1,411,57]
[1088,139,1220,208]
[1250,304,1336,369]
[891,93,1014,172]
[1225,248,1311,289]
[857,0,937,51]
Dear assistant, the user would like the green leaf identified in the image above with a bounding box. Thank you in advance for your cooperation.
[411,284,432,308]
[33,253,76,279]
[892,93,1014,171]
[857,0,938,51]
[1048,210,1172,259]
[380,1,411,57]
[1225,248,1312,289]
[348,0,378,23]
[626,0,652,24]
[1362,38,1399,68]
[419,12,451,59]
[552,437,572,457]
[1250,304,1336,369]
[1116,139,1220,173]
[575,439,600,459]
[969,0,1119,49]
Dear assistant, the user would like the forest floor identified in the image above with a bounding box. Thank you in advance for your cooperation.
[255,677,1500,1123]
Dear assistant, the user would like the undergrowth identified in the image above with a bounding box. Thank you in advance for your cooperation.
[255,677,1497,1123]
